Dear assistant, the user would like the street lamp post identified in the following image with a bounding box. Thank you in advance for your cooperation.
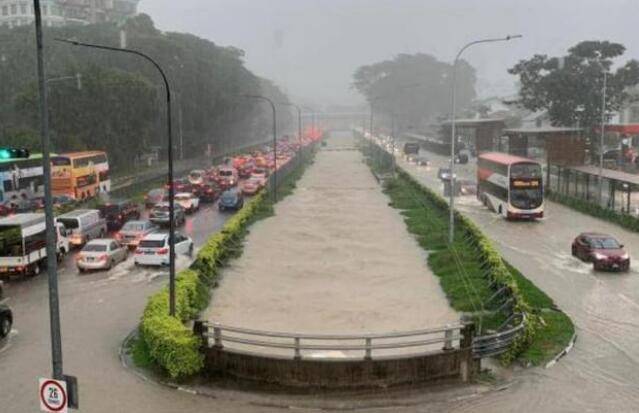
[243,94,278,202]
[278,102,303,152]
[56,38,179,317]
[33,0,64,381]
[599,69,608,205]
[448,35,522,244]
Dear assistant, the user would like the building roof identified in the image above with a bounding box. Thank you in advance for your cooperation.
[441,118,506,127]
[503,126,581,134]
[570,165,639,186]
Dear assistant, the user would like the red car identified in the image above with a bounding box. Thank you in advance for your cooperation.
[199,183,221,203]
[572,232,630,271]
[165,178,192,194]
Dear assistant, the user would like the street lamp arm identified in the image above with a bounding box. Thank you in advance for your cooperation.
[454,35,522,62]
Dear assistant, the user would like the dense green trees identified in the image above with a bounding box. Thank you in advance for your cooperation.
[509,40,639,132]
[352,53,476,133]
[0,14,292,169]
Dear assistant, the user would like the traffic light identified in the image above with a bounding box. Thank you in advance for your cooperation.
[0,147,30,160]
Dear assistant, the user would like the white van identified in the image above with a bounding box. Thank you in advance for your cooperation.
[0,213,69,277]
[56,209,107,247]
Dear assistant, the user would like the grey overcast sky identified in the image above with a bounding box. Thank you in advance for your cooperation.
[140,0,639,106]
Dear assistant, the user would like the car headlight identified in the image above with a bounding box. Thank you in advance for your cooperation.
[593,253,607,261]
[621,253,630,260]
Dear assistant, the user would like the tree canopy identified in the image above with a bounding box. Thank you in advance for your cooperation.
[0,14,292,169]
[509,40,639,132]
[352,53,476,133]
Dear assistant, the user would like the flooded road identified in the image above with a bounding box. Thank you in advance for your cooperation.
[205,132,458,357]
[391,141,639,412]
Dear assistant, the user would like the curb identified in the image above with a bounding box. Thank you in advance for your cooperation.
[544,332,577,369]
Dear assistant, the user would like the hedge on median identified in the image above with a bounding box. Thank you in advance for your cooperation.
[138,191,267,379]
[137,144,316,379]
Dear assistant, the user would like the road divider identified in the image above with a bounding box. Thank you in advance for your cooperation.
[359,134,574,366]
[134,144,317,379]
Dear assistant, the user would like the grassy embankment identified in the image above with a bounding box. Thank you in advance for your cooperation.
[361,139,574,366]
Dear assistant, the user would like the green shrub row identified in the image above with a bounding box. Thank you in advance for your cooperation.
[138,191,267,379]
[396,168,539,363]
[547,190,639,232]
[138,144,317,379]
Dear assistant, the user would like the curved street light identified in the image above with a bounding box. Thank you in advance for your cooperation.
[448,35,522,244]
[242,94,278,202]
[55,37,180,317]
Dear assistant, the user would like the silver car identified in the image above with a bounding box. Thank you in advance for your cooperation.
[77,239,129,272]
[116,220,158,248]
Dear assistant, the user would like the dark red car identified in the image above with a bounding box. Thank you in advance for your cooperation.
[572,232,630,272]
[199,183,221,203]
[165,178,192,194]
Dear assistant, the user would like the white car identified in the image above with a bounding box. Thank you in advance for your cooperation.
[134,232,194,267]
[175,192,200,214]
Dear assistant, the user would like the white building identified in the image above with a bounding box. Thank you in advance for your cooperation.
[0,0,139,28]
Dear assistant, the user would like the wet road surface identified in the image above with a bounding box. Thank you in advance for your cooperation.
[390,141,639,412]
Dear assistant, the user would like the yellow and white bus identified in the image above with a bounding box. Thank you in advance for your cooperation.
[51,151,110,200]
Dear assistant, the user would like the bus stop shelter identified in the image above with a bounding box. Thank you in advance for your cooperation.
[440,118,505,153]
[502,126,583,162]
[548,164,639,215]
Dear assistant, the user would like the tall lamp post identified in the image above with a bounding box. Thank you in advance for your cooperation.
[56,38,179,316]
[278,102,303,151]
[598,68,608,205]
[448,35,522,244]
[242,94,278,202]
[33,0,64,380]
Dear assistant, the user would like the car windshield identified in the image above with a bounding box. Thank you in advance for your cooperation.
[83,244,107,252]
[57,218,79,229]
[590,238,621,249]
[139,240,165,249]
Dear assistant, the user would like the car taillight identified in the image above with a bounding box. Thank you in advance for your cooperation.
[157,248,169,255]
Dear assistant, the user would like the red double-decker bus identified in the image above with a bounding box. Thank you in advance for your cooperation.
[477,152,544,220]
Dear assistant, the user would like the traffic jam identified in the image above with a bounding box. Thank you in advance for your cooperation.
[0,136,311,340]
[374,133,632,274]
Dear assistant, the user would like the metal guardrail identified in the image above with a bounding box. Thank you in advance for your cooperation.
[471,313,526,359]
[197,321,469,360]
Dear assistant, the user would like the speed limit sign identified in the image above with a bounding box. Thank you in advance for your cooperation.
[39,378,68,413]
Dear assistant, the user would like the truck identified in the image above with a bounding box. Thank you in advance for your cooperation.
[0,213,69,277]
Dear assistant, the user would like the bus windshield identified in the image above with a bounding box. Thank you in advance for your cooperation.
[0,225,23,257]
[510,188,543,209]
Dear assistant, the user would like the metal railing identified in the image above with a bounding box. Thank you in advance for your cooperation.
[471,313,526,359]
[196,321,470,361]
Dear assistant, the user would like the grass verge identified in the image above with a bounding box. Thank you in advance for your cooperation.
[360,138,574,366]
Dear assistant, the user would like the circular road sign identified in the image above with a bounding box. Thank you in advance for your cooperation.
[39,378,68,413]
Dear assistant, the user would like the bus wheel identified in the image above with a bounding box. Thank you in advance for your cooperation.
[32,263,41,276]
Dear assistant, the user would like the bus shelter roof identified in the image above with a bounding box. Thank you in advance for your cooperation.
[570,165,639,187]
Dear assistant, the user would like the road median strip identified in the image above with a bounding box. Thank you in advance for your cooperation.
[359,136,574,366]
[130,146,317,380]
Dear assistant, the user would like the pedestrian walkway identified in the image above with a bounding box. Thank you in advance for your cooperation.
[204,131,458,356]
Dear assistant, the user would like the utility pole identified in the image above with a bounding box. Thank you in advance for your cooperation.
[448,35,522,244]
[598,69,608,206]
[34,0,64,380]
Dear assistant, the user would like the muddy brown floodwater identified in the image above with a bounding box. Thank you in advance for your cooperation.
[205,131,458,358]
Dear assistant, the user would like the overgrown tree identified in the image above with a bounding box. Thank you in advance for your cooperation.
[509,40,639,132]
[352,53,476,134]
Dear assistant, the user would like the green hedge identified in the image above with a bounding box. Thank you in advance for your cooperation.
[547,190,639,232]
[138,144,316,379]
[138,191,267,379]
